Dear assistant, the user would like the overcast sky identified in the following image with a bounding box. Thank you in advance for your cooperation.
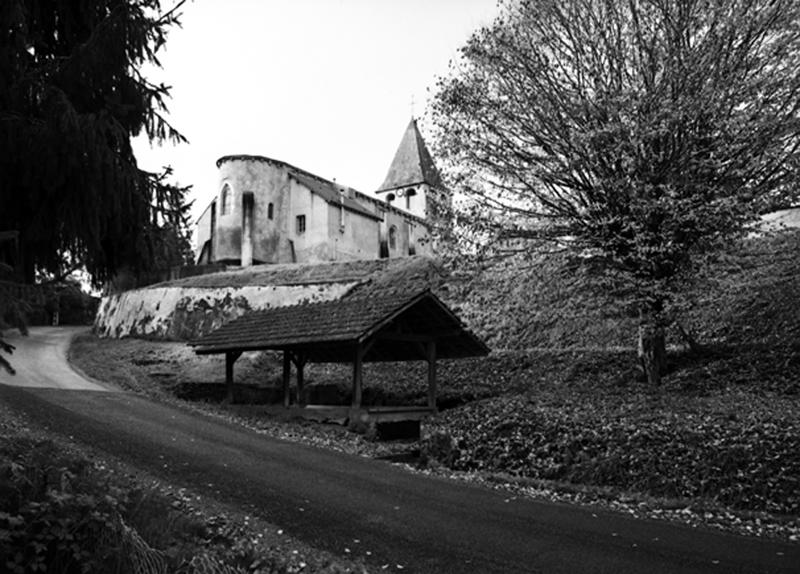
[132,0,500,224]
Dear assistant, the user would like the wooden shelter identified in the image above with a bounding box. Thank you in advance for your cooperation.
[189,289,489,421]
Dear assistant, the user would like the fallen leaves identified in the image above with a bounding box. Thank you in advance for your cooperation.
[423,391,800,515]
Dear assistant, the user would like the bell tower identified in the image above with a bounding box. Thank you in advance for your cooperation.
[375,118,449,221]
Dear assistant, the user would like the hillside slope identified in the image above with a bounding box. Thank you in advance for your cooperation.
[448,230,800,352]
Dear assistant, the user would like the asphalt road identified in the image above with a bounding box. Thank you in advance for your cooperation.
[1,327,798,573]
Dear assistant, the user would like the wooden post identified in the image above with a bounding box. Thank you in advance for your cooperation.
[427,339,437,410]
[352,344,364,409]
[282,350,291,408]
[296,355,306,407]
[225,351,235,403]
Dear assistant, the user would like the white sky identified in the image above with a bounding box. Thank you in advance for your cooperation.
[132,0,500,225]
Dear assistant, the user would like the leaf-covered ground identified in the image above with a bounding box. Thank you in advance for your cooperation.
[424,358,800,515]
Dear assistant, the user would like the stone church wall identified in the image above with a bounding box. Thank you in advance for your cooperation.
[326,202,380,261]
[216,159,294,264]
[288,177,329,262]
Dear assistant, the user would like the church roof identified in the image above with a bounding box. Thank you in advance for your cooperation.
[289,171,381,221]
[377,118,444,193]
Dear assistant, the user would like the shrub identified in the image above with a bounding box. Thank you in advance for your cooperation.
[0,437,147,573]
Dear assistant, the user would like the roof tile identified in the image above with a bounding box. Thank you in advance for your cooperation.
[190,289,489,360]
[290,171,381,221]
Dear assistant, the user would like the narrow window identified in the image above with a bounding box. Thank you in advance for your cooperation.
[388,225,397,250]
[406,188,416,210]
[220,183,231,215]
[268,202,274,220]
[387,193,396,203]
[296,214,306,234]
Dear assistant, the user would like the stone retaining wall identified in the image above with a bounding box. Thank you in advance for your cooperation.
[94,282,357,340]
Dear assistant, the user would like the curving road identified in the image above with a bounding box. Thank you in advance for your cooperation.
[0,326,110,391]
[1,327,798,573]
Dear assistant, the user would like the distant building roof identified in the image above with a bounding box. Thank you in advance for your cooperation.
[190,289,489,362]
[289,171,381,221]
[150,256,441,289]
[377,118,444,193]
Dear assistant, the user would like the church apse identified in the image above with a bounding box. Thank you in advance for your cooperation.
[195,119,446,267]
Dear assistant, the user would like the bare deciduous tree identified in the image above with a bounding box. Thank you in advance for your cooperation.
[431,0,800,384]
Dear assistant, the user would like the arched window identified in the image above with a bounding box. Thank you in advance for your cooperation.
[387,193,395,203]
[388,225,397,250]
[267,202,274,220]
[405,188,416,210]
[220,183,231,215]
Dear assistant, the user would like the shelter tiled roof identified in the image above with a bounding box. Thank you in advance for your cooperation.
[377,118,444,192]
[289,171,380,221]
[190,289,489,362]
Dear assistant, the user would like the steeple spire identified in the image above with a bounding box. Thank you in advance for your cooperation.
[377,118,443,193]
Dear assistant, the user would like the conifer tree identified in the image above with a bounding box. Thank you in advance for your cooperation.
[0,0,192,286]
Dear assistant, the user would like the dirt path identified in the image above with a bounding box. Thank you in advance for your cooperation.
[1,328,798,573]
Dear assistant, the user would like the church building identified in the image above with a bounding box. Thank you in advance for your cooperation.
[195,119,447,266]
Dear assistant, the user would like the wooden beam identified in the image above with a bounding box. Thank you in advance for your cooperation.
[376,333,433,343]
[361,336,378,356]
[376,331,460,342]
[427,340,437,410]
[282,350,291,408]
[352,344,364,409]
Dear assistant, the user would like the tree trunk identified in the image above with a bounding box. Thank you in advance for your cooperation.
[676,322,703,354]
[638,311,666,385]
